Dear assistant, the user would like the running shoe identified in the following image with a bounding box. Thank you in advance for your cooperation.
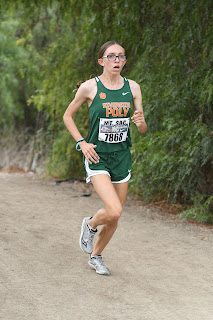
[88,255,110,275]
[79,217,97,254]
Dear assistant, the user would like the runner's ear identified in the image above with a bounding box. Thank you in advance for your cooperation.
[98,58,104,67]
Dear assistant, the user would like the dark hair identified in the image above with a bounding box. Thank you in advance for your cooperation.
[98,40,124,58]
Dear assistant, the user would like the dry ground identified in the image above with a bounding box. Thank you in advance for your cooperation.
[0,172,213,320]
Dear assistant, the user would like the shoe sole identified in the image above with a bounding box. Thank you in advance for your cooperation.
[88,261,110,276]
[79,217,92,254]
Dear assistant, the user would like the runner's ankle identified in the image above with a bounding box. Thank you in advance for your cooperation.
[88,219,97,231]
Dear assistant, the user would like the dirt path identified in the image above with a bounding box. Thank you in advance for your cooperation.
[0,172,213,320]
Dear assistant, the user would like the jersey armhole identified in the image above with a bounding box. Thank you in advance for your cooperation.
[88,78,98,108]
[124,78,134,102]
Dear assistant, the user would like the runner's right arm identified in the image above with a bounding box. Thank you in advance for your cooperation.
[63,81,100,164]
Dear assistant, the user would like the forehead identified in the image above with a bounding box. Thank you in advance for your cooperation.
[104,44,125,55]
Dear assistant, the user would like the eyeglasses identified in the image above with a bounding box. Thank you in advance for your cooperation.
[102,55,127,62]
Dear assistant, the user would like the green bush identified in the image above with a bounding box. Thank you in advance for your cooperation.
[130,120,213,203]
[1,0,213,223]
[180,195,213,224]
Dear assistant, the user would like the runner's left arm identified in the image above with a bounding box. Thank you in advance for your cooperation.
[129,80,147,133]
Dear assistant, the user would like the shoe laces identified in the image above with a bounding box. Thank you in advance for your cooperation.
[95,255,103,263]
[93,255,108,268]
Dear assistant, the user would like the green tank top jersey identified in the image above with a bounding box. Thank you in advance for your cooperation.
[87,77,133,153]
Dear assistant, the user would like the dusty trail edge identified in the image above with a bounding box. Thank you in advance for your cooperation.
[0,172,213,320]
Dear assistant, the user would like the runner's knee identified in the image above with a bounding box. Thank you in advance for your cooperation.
[107,203,122,223]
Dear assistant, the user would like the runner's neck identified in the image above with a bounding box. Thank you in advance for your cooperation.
[99,73,124,90]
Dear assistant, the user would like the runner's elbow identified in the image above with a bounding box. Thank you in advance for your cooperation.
[63,113,69,124]
[63,109,73,123]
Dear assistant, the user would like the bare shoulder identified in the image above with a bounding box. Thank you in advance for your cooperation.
[128,79,141,90]
[80,78,96,90]
[76,78,97,101]
[128,79,142,98]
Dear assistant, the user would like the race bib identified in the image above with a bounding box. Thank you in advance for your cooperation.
[98,118,130,143]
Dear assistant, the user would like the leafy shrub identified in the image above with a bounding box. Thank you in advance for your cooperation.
[1,0,213,223]
[180,195,213,224]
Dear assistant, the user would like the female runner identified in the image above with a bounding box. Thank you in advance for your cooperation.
[63,40,147,275]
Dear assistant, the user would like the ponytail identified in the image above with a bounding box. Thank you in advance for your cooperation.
[72,81,82,92]
[73,74,96,92]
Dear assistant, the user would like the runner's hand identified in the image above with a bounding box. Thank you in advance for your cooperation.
[131,110,146,129]
[80,141,100,164]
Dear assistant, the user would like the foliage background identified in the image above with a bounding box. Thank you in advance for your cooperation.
[0,0,213,220]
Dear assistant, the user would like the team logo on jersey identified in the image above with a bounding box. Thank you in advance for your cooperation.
[102,102,130,117]
[99,92,106,99]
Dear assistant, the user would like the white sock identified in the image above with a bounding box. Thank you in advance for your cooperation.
[87,222,97,232]
[91,254,101,258]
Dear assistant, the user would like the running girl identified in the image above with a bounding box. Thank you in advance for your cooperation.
[63,40,147,275]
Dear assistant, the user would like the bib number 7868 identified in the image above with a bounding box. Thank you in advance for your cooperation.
[98,118,130,144]
[104,133,124,142]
